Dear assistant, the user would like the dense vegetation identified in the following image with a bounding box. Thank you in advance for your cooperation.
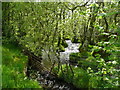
[2,43,42,88]
[2,1,120,89]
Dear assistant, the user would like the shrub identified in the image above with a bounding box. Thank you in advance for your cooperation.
[69,53,81,63]
[69,52,88,64]
[53,64,90,88]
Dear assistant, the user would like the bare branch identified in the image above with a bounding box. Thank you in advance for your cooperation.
[65,0,90,11]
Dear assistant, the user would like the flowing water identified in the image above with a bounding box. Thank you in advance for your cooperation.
[29,70,78,90]
[60,40,80,62]
[33,40,80,89]
[41,40,80,69]
[29,40,120,89]
[32,40,80,89]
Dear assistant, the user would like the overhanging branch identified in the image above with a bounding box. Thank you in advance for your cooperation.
[65,0,90,11]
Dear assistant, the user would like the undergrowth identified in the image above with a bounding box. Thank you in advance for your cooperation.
[2,43,42,88]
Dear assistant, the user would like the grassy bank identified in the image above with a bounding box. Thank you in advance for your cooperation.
[2,43,42,88]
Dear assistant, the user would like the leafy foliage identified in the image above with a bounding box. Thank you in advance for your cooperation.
[2,1,120,89]
[53,64,90,88]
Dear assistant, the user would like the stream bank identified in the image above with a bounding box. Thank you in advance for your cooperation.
[24,40,81,90]
[28,70,79,90]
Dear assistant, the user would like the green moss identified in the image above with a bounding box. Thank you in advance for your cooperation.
[2,43,42,88]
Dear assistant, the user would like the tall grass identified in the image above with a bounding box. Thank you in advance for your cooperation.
[2,43,42,88]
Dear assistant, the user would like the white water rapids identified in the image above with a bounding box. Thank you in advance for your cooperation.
[42,40,80,64]
[60,40,79,62]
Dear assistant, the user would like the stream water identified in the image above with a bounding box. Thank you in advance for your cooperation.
[60,40,80,62]
[34,71,78,90]
[33,40,80,89]
[42,40,80,66]
[28,40,120,89]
